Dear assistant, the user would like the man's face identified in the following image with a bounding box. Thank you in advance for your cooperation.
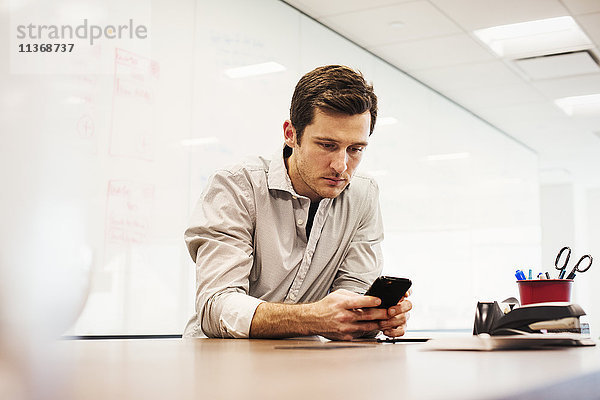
[284,109,371,202]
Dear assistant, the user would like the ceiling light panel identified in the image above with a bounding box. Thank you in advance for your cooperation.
[554,93,600,116]
[473,16,593,58]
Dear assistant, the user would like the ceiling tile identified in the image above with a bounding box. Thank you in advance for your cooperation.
[320,1,462,48]
[371,33,495,70]
[575,12,600,46]
[475,104,582,158]
[478,102,572,130]
[408,61,523,91]
[445,84,547,110]
[431,0,569,30]
[282,0,414,19]
[561,0,600,15]
[281,0,323,18]
[531,74,600,98]
[283,0,600,185]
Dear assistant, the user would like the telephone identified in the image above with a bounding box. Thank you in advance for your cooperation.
[473,301,588,336]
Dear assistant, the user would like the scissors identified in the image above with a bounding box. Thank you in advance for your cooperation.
[554,246,593,279]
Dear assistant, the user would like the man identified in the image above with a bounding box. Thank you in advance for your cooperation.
[184,65,412,340]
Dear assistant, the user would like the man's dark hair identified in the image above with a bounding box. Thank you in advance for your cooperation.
[289,65,378,145]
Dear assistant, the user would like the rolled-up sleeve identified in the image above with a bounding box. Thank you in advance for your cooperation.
[184,170,264,338]
[331,179,384,294]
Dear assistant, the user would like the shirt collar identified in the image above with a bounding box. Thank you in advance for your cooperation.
[267,147,354,200]
[267,148,298,195]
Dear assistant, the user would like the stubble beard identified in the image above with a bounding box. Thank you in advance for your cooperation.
[296,158,349,199]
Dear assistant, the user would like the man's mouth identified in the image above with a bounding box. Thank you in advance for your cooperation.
[323,177,346,185]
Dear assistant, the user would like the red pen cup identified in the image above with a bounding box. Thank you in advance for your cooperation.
[517,279,573,305]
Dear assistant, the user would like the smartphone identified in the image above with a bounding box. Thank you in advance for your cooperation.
[364,276,412,309]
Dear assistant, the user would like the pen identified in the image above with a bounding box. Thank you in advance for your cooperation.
[528,269,532,280]
[558,269,566,279]
[515,270,526,280]
[545,272,551,279]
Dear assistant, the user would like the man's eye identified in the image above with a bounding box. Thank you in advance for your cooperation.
[320,143,334,149]
[350,147,364,153]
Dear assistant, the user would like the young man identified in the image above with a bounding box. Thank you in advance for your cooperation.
[184,65,412,340]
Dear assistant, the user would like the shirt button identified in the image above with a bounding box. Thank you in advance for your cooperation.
[292,195,297,200]
[290,293,297,301]
[297,219,304,226]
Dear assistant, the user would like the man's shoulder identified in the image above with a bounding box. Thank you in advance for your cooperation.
[214,155,270,179]
[336,173,380,210]
[347,173,379,195]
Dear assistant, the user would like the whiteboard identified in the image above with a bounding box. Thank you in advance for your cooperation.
[0,0,541,336]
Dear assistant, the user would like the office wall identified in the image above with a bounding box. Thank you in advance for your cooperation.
[1,0,542,336]
[540,183,597,336]
[1,0,196,336]
[587,188,600,336]
[189,0,541,331]
[541,184,576,269]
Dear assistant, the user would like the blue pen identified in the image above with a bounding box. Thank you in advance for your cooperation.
[559,269,566,279]
[520,270,527,280]
[528,269,532,280]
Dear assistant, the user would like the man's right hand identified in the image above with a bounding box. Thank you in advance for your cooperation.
[306,289,389,341]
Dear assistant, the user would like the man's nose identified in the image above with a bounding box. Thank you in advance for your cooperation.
[330,150,348,174]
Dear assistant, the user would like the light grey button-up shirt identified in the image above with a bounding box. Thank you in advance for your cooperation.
[183,152,384,338]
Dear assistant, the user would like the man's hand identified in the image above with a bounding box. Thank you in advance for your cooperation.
[249,289,412,340]
[377,291,412,337]
[306,289,389,341]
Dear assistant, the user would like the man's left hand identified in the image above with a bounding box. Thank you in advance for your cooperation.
[377,292,412,337]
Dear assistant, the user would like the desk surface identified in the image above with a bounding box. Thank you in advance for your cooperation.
[35,337,600,400]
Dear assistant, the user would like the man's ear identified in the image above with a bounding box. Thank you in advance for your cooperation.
[283,120,296,148]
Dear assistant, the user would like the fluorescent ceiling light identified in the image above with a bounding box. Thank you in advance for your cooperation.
[426,152,470,161]
[224,62,286,79]
[473,16,592,58]
[377,117,398,126]
[513,51,600,80]
[180,137,219,146]
[554,94,600,116]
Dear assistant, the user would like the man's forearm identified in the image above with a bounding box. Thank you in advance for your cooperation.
[248,290,390,340]
[249,302,320,338]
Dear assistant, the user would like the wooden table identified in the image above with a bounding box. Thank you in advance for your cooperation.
[28,337,600,400]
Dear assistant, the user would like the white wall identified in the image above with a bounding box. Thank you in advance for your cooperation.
[1,0,544,336]
[187,0,542,332]
[1,0,196,336]
[587,188,600,337]
[540,184,576,271]
[541,183,599,337]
